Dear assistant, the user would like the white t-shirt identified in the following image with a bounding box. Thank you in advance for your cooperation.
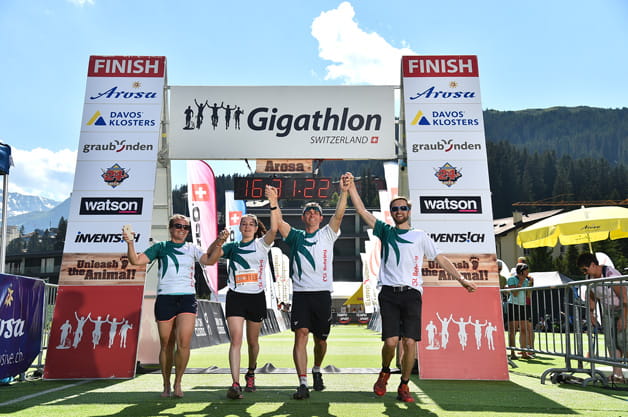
[285,224,339,292]
[222,237,273,294]
[373,220,440,293]
[144,241,204,295]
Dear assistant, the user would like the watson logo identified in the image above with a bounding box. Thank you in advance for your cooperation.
[420,196,482,214]
[79,197,143,215]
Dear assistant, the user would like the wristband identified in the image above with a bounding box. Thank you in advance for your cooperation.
[270,206,278,210]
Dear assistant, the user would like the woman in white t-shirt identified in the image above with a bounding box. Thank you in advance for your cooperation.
[207,185,279,399]
[123,214,213,398]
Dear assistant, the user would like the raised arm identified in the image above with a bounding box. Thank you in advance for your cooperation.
[346,172,377,228]
[435,254,477,293]
[206,229,230,265]
[122,226,150,266]
[328,173,350,233]
[264,185,280,245]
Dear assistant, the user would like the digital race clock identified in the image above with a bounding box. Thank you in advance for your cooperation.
[234,177,333,200]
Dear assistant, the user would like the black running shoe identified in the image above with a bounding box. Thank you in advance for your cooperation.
[313,371,325,391]
[227,383,243,399]
[293,384,310,400]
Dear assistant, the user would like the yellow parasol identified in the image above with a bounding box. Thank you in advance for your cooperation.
[516,206,628,252]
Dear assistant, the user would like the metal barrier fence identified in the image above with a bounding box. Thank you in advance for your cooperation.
[21,282,58,379]
[501,274,628,387]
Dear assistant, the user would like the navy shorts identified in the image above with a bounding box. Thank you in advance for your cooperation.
[225,290,267,322]
[291,291,332,340]
[507,303,528,322]
[379,286,422,341]
[154,294,197,322]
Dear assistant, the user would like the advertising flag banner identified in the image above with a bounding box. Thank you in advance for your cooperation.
[402,55,505,380]
[187,160,218,293]
[225,190,245,242]
[0,274,44,379]
[44,285,143,379]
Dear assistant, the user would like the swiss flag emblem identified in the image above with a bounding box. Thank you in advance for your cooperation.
[191,184,210,201]
[229,211,242,226]
[371,136,379,143]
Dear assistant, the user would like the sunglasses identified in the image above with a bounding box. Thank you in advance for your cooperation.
[390,205,410,212]
[173,223,191,231]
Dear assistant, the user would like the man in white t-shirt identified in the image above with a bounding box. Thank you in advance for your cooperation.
[346,173,476,403]
[272,174,350,400]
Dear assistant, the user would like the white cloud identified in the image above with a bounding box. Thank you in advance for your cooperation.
[311,2,415,85]
[66,0,95,6]
[7,148,76,202]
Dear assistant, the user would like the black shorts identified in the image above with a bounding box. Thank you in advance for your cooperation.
[507,303,529,322]
[291,291,332,340]
[379,286,422,341]
[154,294,197,322]
[225,290,267,322]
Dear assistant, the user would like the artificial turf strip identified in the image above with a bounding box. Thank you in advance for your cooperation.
[1,326,627,417]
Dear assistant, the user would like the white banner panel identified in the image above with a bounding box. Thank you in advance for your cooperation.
[406,131,488,161]
[410,190,494,221]
[68,190,154,222]
[64,220,153,254]
[402,77,482,104]
[77,132,159,161]
[84,77,165,104]
[404,103,485,133]
[168,86,395,159]
[80,103,161,133]
[407,159,490,191]
[416,220,496,253]
[72,160,157,191]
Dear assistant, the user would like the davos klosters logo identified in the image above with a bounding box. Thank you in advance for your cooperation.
[86,111,157,127]
[181,99,383,138]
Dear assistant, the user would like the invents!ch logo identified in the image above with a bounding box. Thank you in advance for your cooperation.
[101,163,130,188]
[434,162,462,187]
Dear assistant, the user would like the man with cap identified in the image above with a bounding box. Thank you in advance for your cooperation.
[270,174,351,400]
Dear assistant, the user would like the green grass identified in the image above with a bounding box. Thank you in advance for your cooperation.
[1,326,627,417]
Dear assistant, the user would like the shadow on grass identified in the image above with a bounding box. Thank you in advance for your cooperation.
[414,376,577,414]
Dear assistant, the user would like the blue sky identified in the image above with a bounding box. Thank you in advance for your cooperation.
[0,0,626,201]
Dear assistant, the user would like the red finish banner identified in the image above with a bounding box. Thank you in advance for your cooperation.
[402,55,479,77]
[44,286,143,379]
[418,287,509,380]
[88,56,166,77]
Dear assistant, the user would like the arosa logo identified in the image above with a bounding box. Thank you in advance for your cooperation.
[182,99,383,138]
[409,82,476,101]
[89,83,159,100]
[429,232,485,243]
[79,197,143,215]
[420,196,482,214]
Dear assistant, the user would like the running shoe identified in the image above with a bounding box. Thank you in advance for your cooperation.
[227,382,243,399]
[396,384,415,403]
[293,384,310,400]
[373,371,390,396]
[313,371,325,391]
[244,373,256,392]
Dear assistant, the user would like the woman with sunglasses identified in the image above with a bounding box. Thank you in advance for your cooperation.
[206,185,279,399]
[123,214,213,398]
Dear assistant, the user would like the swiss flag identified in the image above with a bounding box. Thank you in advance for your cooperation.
[191,184,210,201]
[229,211,243,226]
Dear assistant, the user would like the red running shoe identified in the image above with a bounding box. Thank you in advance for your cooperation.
[397,384,415,403]
[244,373,256,392]
[373,371,391,396]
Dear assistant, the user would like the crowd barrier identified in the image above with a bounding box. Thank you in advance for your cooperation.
[501,274,628,387]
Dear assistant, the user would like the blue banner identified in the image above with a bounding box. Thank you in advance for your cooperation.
[0,274,45,378]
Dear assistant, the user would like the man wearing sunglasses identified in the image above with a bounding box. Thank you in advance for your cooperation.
[345,173,476,403]
[275,174,351,400]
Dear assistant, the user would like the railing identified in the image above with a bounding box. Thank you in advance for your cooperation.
[501,275,627,387]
